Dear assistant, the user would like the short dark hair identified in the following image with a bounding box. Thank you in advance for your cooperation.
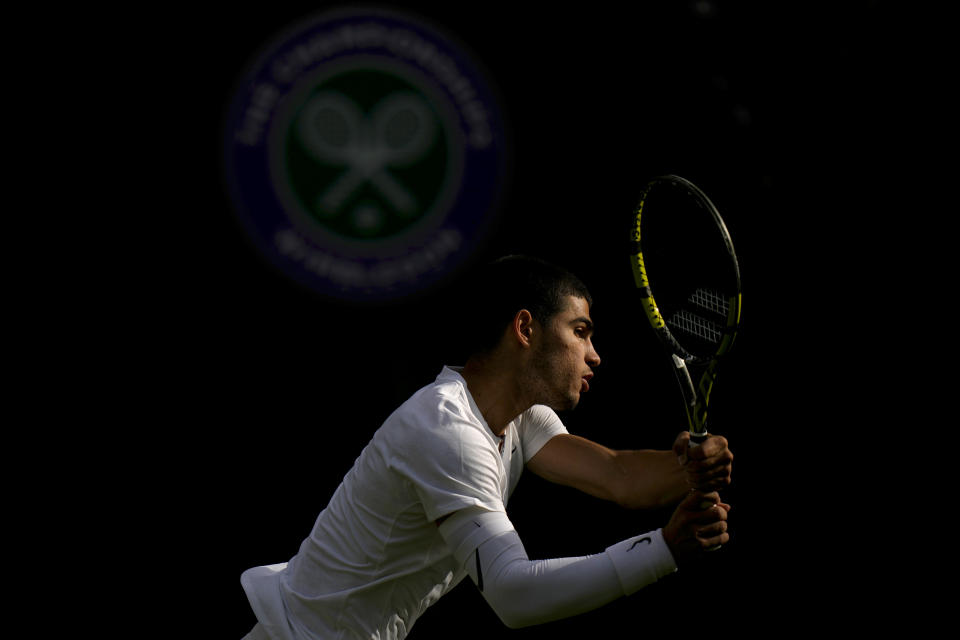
[466,255,593,355]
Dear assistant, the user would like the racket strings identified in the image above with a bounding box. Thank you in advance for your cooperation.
[667,310,724,344]
[666,288,730,345]
[687,288,729,316]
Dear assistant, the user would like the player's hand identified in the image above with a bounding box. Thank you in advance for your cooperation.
[673,432,733,492]
[662,490,730,566]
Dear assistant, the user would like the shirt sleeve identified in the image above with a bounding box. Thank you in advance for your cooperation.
[517,404,568,463]
[438,508,677,629]
[388,398,505,522]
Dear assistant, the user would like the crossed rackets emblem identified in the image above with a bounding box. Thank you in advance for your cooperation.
[296,90,437,219]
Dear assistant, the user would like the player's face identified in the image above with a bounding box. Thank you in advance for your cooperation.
[528,295,601,411]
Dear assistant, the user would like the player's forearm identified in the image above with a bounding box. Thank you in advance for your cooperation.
[439,509,677,629]
[526,435,688,510]
[481,531,675,628]
[611,449,688,510]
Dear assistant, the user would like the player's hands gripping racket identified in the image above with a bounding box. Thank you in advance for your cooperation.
[628,175,741,520]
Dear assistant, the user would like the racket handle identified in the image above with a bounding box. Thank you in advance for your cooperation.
[689,431,709,448]
[686,432,723,550]
[686,433,718,511]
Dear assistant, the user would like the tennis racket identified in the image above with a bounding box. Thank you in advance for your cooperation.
[628,175,742,455]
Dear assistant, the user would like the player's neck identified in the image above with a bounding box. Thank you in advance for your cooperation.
[460,357,529,437]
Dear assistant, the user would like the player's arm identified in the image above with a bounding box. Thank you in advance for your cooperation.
[437,492,728,629]
[526,432,732,509]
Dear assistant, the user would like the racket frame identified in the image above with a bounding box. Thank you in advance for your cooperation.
[629,175,742,444]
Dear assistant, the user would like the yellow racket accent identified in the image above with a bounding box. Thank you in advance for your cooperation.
[715,292,742,357]
[630,187,668,330]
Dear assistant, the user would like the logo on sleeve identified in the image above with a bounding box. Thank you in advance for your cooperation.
[627,537,652,551]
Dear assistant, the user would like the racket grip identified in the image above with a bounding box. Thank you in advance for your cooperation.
[689,431,709,448]
[686,433,717,511]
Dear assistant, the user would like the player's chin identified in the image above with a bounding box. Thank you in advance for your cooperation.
[547,392,580,412]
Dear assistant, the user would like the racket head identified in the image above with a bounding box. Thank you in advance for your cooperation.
[629,175,742,366]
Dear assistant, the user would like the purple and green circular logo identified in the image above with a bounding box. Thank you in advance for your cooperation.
[223,8,506,301]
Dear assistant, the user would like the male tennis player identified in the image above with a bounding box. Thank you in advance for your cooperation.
[240,255,734,639]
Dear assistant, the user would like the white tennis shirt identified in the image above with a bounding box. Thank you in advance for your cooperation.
[241,366,568,640]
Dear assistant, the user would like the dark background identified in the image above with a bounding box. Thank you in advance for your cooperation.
[126,1,911,636]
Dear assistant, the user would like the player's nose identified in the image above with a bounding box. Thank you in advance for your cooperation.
[586,341,600,367]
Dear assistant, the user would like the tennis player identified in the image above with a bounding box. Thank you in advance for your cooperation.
[240,255,734,639]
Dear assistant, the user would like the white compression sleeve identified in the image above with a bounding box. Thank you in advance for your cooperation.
[438,508,677,629]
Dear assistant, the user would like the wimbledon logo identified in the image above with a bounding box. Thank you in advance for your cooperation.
[223,8,506,301]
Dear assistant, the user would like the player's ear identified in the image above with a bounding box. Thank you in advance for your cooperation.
[513,309,534,347]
